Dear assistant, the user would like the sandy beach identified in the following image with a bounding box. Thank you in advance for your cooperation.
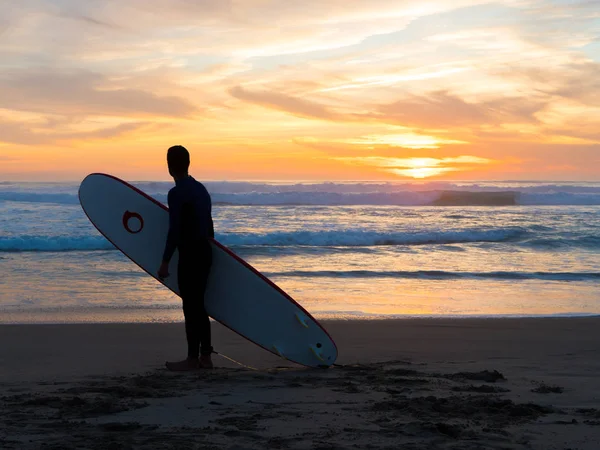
[2,318,600,449]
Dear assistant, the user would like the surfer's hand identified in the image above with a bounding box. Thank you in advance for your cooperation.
[158,262,170,280]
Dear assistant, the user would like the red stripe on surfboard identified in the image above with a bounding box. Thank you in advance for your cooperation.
[78,173,338,367]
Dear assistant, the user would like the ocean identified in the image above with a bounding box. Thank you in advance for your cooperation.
[1,180,599,324]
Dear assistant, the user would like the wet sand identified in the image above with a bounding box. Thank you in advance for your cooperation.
[1,318,600,449]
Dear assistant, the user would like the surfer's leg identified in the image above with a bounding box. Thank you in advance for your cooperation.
[180,264,202,359]
[165,259,202,371]
[198,244,213,366]
[166,242,213,371]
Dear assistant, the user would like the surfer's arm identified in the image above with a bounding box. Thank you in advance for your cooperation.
[162,189,181,263]
[208,217,214,239]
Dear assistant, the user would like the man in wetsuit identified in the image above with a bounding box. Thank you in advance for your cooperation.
[158,145,215,371]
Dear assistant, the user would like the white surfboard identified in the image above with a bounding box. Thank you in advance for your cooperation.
[79,173,338,368]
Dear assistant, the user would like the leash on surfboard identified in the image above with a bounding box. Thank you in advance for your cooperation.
[212,351,260,371]
[213,350,344,371]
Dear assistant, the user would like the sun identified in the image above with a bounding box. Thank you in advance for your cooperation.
[335,155,490,179]
[384,158,457,179]
[390,167,452,178]
[390,167,455,178]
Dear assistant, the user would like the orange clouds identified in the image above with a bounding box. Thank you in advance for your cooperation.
[0,69,197,118]
[0,0,599,181]
[229,86,342,121]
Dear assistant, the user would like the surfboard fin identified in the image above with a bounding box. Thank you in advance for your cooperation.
[295,312,309,328]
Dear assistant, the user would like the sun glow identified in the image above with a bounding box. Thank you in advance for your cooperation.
[343,134,467,149]
[390,167,456,178]
[336,156,493,179]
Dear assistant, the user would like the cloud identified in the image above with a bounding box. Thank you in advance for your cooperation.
[229,86,343,121]
[378,91,546,129]
[231,85,547,133]
[335,155,493,178]
[1,0,600,180]
[550,128,600,144]
[498,62,600,106]
[320,67,470,92]
[0,154,20,161]
[0,69,198,118]
[0,120,149,146]
[379,92,488,127]
[339,155,492,167]
[60,13,123,30]
[0,0,508,74]
[339,133,467,149]
[550,63,600,107]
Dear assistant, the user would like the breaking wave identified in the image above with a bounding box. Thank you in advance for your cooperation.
[0,228,526,252]
[0,236,115,252]
[219,228,525,247]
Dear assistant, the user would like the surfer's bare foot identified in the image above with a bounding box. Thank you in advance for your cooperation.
[165,357,199,371]
[199,355,214,369]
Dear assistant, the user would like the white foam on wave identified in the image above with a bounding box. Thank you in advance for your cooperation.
[0,228,525,251]
[220,228,525,247]
[0,236,114,252]
[0,192,82,205]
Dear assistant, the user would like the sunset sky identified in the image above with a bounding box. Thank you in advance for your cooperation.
[1,0,599,181]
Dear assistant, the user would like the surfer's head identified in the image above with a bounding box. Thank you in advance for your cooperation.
[167,145,190,178]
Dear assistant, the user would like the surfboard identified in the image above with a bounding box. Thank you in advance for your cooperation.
[78,173,338,368]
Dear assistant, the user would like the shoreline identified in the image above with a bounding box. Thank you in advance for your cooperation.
[2,312,600,326]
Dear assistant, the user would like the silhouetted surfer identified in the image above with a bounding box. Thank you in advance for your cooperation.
[158,145,215,370]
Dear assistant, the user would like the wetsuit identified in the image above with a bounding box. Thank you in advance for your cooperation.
[162,176,214,358]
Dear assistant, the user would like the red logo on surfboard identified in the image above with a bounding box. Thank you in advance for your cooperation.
[122,211,144,234]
